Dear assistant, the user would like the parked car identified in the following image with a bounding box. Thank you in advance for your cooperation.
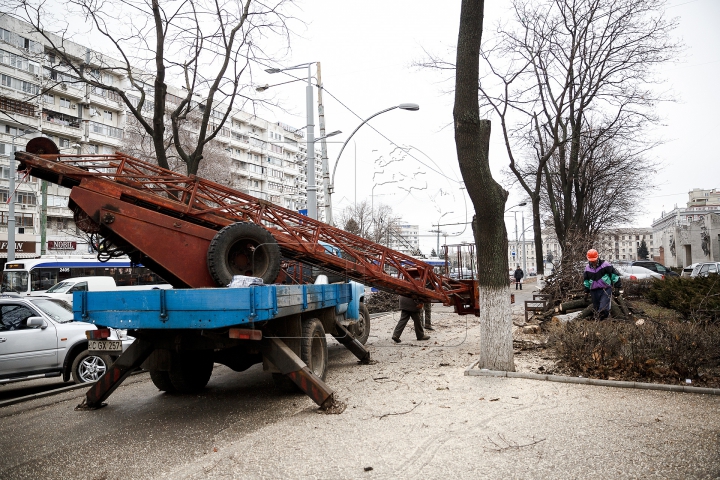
[35,276,172,306]
[0,295,132,385]
[630,261,679,277]
[690,262,720,278]
[615,265,664,280]
[682,263,699,277]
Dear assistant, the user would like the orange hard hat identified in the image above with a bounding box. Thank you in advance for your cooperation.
[586,249,599,261]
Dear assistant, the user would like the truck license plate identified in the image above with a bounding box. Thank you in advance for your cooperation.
[88,340,122,352]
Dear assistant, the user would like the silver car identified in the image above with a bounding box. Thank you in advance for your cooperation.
[691,262,720,278]
[0,295,131,385]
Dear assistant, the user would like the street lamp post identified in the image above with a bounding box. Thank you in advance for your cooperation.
[264,63,343,221]
[433,211,454,255]
[8,128,38,261]
[266,63,321,219]
[326,103,419,224]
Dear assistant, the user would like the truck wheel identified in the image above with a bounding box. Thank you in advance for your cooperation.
[352,302,371,345]
[169,351,214,393]
[149,370,176,393]
[71,350,112,384]
[207,222,281,286]
[301,318,327,381]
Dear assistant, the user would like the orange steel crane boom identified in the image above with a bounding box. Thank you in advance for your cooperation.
[16,138,478,314]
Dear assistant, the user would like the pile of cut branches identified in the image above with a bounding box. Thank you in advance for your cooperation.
[547,315,720,386]
[365,291,399,314]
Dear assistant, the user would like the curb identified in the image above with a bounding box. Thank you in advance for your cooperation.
[464,361,720,395]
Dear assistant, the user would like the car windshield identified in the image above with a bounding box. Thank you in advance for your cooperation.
[2,271,29,294]
[46,281,74,293]
[29,298,74,322]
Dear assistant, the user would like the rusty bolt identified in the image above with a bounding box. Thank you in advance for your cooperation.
[102,213,115,224]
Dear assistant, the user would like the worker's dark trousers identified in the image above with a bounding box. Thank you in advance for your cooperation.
[422,303,432,328]
[590,287,612,319]
[393,310,425,340]
[515,279,522,290]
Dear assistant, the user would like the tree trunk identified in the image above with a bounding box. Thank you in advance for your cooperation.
[454,0,514,371]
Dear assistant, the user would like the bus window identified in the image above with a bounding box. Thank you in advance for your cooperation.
[31,269,59,291]
[2,271,29,294]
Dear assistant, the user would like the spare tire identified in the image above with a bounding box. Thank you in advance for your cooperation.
[207,222,281,286]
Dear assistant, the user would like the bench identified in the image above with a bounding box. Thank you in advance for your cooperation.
[524,299,548,322]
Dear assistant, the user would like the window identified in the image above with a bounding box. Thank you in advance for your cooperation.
[58,138,70,148]
[16,191,36,206]
[103,110,113,121]
[43,93,54,104]
[0,304,38,331]
[1,74,39,94]
[60,97,70,108]
[88,144,99,154]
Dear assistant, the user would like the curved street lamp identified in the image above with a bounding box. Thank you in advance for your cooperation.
[325,103,419,224]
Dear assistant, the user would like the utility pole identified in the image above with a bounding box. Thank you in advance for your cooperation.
[513,211,519,268]
[305,64,316,219]
[317,62,330,224]
[40,181,47,255]
[521,213,527,275]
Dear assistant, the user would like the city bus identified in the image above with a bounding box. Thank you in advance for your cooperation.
[2,256,167,295]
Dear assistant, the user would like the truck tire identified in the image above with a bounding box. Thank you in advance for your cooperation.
[168,351,214,393]
[207,222,281,286]
[301,318,328,381]
[71,350,112,384]
[352,302,371,345]
[150,370,176,393]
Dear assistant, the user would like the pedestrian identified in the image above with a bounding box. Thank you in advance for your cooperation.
[513,265,524,290]
[583,249,622,320]
[392,295,431,343]
[422,302,433,331]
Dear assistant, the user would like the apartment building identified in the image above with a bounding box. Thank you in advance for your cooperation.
[0,16,321,261]
[541,227,656,264]
[388,223,420,255]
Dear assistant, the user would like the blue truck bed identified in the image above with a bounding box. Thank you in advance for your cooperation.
[73,283,352,330]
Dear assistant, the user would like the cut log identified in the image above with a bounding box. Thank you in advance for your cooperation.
[577,305,595,319]
[558,299,590,312]
[551,311,583,324]
[616,295,631,317]
[610,300,623,318]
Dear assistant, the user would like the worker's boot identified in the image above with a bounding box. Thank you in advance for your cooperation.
[417,334,430,341]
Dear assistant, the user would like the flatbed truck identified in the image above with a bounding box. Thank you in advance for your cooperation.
[76,282,369,411]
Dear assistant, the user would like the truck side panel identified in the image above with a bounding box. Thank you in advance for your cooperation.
[73,284,352,330]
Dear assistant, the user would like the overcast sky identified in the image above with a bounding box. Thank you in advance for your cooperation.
[253,0,719,254]
[27,0,720,255]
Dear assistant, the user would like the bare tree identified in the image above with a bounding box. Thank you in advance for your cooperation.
[540,130,657,239]
[455,0,514,371]
[13,0,295,177]
[337,200,402,248]
[476,0,680,271]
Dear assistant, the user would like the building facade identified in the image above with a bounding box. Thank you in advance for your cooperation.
[652,188,720,267]
[388,223,419,255]
[0,16,322,264]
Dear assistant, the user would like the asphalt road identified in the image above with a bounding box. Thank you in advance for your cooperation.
[1,297,718,479]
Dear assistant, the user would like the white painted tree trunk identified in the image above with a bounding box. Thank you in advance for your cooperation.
[477,284,515,371]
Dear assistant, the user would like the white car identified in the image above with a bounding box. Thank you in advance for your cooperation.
[615,265,664,280]
[0,295,132,385]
